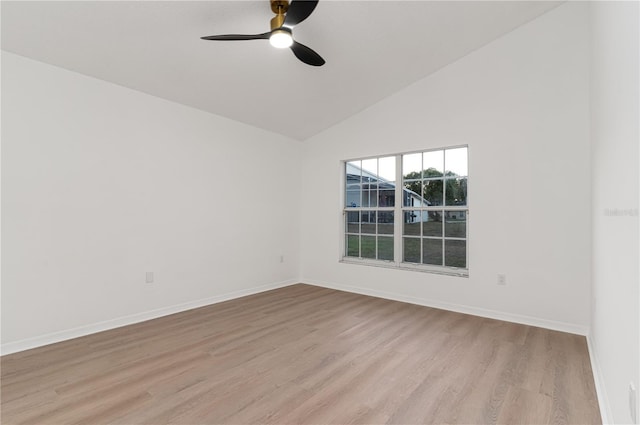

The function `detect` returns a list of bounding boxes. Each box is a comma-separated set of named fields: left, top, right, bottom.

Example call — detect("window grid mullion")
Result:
left=375, top=158, right=379, bottom=261
left=442, top=151, right=447, bottom=266
left=394, top=154, right=402, bottom=265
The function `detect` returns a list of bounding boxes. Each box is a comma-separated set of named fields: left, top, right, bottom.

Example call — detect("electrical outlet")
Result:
left=630, top=382, right=637, bottom=424
left=145, top=272, right=154, bottom=284
left=497, top=274, right=507, bottom=286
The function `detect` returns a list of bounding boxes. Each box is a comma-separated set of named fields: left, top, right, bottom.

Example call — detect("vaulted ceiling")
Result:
left=2, top=1, right=561, bottom=140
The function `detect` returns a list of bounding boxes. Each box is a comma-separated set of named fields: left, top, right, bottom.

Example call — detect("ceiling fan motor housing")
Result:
left=270, top=0, right=289, bottom=30
left=270, top=0, right=289, bottom=15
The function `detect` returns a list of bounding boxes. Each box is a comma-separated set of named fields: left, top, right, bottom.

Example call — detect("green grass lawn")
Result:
left=403, top=219, right=466, bottom=238
left=347, top=234, right=465, bottom=268
left=403, top=237, right=466, bottom=267
left=346, top=217, right=466, bottom=268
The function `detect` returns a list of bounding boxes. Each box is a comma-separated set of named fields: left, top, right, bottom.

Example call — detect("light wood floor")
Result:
left=1, top=284, right=601, bottom=424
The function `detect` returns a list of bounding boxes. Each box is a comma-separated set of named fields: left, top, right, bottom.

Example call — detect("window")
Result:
left=345, top=156, right=396, bottom=262
left=343, top=146, right=468, bottom=276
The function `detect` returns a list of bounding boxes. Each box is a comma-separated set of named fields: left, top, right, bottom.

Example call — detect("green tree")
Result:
left=402, top=168, right=466, bottom=207
left=445, top=178, right=467, bottom=206
left=403, top=168, right=444, bottom=206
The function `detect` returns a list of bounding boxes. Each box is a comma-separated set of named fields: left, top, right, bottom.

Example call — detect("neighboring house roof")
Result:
left=345, top=163, right=428, bottom=206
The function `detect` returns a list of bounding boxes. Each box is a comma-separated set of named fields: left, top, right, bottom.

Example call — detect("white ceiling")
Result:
left=2, top=1, right=561, bottom=141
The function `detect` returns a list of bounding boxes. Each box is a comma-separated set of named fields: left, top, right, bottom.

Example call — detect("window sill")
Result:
left=339, top=258, right=469, bottom=278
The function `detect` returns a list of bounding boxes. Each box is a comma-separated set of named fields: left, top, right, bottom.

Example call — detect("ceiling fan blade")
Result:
left=290, top=40, right=325, bottom=66
left=201, top=32, right=271, bottom=41
left=283, top=0, right=319, bottom=28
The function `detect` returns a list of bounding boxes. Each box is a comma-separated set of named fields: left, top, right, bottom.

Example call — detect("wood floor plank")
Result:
left=1, top=284, right=601, bottom=424
left=496, top=386, right=553, bottom=425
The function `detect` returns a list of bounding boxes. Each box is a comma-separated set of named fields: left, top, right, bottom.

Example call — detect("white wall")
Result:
left=1, top=52, right=302, bottom=354
left=589, top=1, right=639, bottom=423
left=300, top=2, right=592, bottom=333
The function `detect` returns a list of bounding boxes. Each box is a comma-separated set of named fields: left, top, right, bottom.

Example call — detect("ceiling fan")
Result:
left=201, top=0, right=325, bottom=67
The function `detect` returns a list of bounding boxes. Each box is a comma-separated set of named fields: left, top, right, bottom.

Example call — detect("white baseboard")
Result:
left=1, top=279, right=298, bottom=356
left=303, top=279, right=590, bottom=336
left=1, top=277, right=589, bottom=349
left=587, top=334, right=612, bottom=424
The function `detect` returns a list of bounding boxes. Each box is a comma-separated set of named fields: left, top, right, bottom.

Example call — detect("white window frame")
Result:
left=340, top=145, right=469, bottom=277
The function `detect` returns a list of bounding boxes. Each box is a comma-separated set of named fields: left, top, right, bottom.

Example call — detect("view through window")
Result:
left=344, top=146, right=468, bottom=274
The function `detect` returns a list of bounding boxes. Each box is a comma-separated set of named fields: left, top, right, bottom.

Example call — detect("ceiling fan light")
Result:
left=269, top=30, right=293, bottom=48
